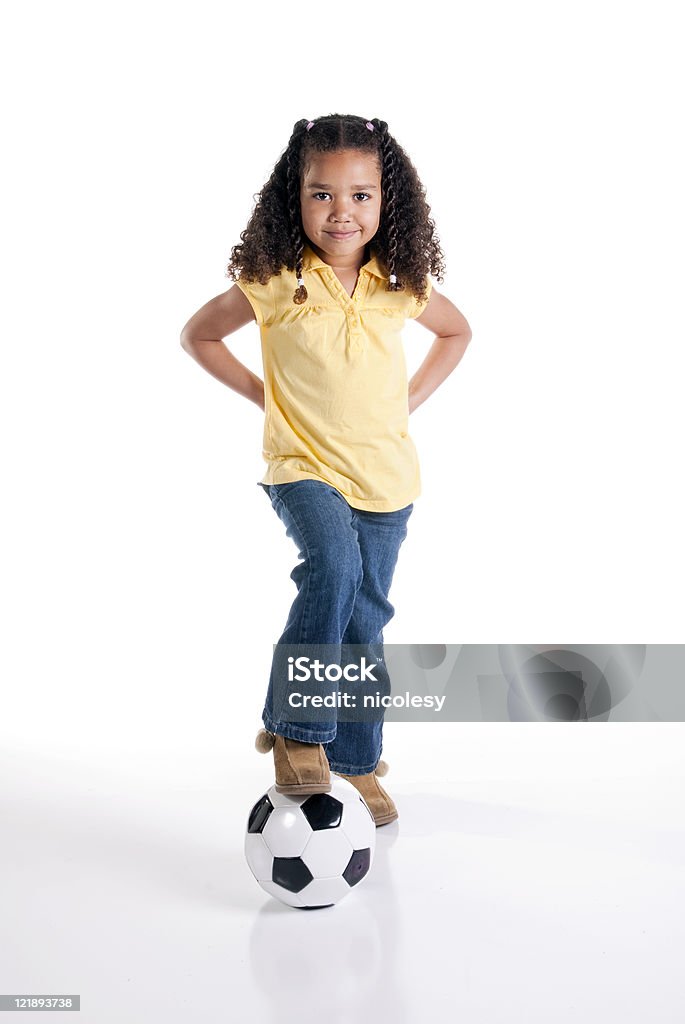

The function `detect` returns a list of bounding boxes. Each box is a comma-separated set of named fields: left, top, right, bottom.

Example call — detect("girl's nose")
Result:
left=330, top=201, right=352, bottom=221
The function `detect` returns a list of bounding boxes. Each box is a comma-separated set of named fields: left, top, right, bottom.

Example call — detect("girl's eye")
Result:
left=312, top=192, right=371, bottom=202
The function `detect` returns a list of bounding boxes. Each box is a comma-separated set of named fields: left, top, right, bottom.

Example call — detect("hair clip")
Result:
left=306, top=121, right=314, bottom=130
left=365, top=121, right=374, bottom=131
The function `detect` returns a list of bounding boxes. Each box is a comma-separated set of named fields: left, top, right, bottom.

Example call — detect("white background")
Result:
left=1, top=0, right=684, bottom=757
left=1, top=2, right=683, bottom=1021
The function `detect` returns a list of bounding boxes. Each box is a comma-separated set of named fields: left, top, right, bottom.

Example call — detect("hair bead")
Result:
left=365, top=121, right=374, bottom=131
left=306, top=121, right=314, bottom=130
left=293, top=266, right=308, bottom=304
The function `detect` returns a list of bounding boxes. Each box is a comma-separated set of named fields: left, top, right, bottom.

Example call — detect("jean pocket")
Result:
left=270, top=481, right=304, bottom=502
left=265, top=481, right=295, bottom=515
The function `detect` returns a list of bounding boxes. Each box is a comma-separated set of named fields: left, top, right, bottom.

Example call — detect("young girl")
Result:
left=180, top=113, right=471, bottom=826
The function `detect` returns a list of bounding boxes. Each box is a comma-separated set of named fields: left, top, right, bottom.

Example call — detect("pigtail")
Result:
left=372, top=119, right=403, bottom=292
left=288, top=120, right=309, bottom=304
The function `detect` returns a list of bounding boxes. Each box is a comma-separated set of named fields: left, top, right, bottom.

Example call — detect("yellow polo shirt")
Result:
left=235, top=241, right=432, bottom=512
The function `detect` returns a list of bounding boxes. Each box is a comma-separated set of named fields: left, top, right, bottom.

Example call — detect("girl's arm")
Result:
left=408, top=289, right=472, bottom=414
left=180, top=285, right=265, bottom=411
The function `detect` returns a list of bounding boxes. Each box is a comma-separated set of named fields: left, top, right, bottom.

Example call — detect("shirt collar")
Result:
left=302, top=241, right=387, bottom=280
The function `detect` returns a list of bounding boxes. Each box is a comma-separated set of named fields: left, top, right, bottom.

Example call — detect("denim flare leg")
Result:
left=260, top=479, right=413, bottom=775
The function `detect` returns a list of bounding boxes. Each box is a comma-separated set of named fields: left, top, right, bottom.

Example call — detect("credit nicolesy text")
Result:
left=287, top=655, right=378, bottom=682
left=288, top=691, right=447, bottom=712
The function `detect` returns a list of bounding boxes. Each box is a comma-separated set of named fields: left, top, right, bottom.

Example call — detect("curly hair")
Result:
left=225, top=113, right=445, bottom=306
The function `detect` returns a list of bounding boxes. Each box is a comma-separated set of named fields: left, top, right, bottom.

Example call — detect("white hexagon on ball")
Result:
left=298, top=875, right=352, bottom=907
left=302, top=828, right=354, bottom=877
left=262, top=804, right=313, bottom=858
left=340, top=795, right=376, bottom=843
left=243, top=833, right=272, bottom=882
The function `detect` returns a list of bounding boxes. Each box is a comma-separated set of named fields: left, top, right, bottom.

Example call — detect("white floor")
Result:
left=1, top=726, right=683, bottom=1023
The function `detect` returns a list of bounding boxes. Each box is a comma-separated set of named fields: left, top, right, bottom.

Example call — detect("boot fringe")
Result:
left=255, top=728, right=276, bottom=753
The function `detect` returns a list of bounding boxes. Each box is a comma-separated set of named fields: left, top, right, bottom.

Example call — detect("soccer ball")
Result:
left=245, top=776, right=376, bottom=909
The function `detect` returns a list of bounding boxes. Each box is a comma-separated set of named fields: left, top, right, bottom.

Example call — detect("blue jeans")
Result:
left=260, top=479, right=413, bottom=775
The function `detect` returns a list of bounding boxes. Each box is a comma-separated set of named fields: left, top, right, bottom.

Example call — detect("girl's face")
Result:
left=300, top=149, right=382, bottom=263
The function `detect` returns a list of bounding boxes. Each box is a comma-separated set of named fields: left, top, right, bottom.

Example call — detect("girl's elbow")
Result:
left=180, top=332, right=199, bottom=353
left=457, top=319, right=472, bottom=344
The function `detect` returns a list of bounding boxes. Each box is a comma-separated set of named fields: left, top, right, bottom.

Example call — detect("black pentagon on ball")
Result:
left=272, top=856, right=314, bottom=893
left=247, top=793, right=273, bottom=834
left=343, top=848, right=372, bottom=886
left=301, top=793, right=344, bottom=830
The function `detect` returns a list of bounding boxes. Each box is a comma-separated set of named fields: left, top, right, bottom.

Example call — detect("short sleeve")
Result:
left=235, top=275, right=275, bottom=327
left=406, top=276, right=433, bottom=319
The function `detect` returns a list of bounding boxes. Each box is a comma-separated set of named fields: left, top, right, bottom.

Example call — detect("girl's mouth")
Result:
left=326, top=231, right=359, bottom=240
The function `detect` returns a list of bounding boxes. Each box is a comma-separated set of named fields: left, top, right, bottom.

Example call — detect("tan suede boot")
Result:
left=255, top=728, right=331, bottom=795
left=335, top=760, right=398, bottom=826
